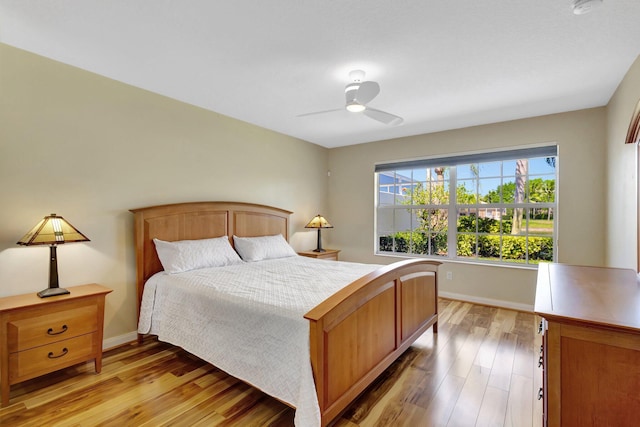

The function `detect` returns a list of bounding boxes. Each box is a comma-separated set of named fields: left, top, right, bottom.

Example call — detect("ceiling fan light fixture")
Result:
left=572, top=0, right=602, bottom=15
left=346, top=101, right=366, bottom=113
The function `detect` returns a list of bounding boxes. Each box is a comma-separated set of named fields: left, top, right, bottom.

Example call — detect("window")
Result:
left=375, top=145, right=557, bottom=266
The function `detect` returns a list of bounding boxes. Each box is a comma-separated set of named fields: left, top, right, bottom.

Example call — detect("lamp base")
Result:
left=312, top=248, right=326, bottom=253
left=37, top=287, right=70, bottom=298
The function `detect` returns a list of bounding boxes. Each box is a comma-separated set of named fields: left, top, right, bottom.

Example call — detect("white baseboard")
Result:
left=103, top=331, right=138, bottom=350
left=439, top=291, right=534, bottom=312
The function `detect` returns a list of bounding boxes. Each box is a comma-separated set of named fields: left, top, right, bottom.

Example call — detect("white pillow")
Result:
left=233, top=234, right=297, bottom=262
left=153, top=236, right=243, bottom=273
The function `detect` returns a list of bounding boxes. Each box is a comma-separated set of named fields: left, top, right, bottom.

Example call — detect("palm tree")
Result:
left=512, top=159, right=528, bottom=235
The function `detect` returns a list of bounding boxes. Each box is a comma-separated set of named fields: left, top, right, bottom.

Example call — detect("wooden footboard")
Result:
left=305, top=258, right=440, bottom=426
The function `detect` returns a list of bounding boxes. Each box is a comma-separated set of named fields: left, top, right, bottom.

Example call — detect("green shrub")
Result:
left=379, top=232, right=447, bottom=256
left=382, top=231, right=553, bottom=263
left=457, top=215, right=512, bottom=234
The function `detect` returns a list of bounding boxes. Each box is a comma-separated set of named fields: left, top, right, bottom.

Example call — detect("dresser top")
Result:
left=535, top=263, right=640, bottom=332
left=0, top=284, right=111, bottom=312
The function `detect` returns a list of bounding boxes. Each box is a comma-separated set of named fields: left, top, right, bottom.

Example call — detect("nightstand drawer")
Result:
left=315, top=252, right=339, bottom=261
left=7, top=305, right=98, bottom=352
left=298, top=249, right=340, bottom=261
left=9, top=333, right=97, bottom=383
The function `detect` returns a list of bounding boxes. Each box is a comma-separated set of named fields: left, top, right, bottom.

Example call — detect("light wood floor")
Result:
left=0, top=299, right=542, bottom=426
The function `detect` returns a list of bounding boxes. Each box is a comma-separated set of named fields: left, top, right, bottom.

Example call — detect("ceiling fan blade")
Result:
left=296, top=108, right=343, bottom=117
left=355, top=81, right=380, bottom=104
left=363, top=108, right=404, bottom=126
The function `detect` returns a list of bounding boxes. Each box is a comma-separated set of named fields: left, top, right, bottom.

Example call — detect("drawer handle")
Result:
left=538, top=345, right=544, bottom=368
left=48, top=348, right=69, bottom=359
left=537, top=320, right=543, bottom=334
left=538, top=387, right=544, bottom=400
left=47, top=325, right=68, bottom=335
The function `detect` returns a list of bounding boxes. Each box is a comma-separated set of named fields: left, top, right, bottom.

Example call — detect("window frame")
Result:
left=374, top=145, right=558, bottom=267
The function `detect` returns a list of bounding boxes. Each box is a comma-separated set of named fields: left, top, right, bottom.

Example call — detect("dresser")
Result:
left=0, top=284, right=112, bottom=406
left=534, top=263, right=640, bottom=427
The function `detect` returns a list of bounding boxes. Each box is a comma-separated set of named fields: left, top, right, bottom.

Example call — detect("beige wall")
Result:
left=328, top=108, right=607, bottom=308
left=0, top=44, right=329, bottom=344
left=606, top=55, right=640, bottom=269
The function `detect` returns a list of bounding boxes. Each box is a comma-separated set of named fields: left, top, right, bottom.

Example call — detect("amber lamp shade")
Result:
left=17, top=214, right=90, bottom=298
left=305, top=214, right=333, bottom=253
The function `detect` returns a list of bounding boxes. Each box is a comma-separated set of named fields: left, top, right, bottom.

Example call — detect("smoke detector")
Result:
left=572, top=0, right=603, bottom=15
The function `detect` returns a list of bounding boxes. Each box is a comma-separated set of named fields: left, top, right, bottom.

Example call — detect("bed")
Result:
left=131, top=201, right=440, bottom=426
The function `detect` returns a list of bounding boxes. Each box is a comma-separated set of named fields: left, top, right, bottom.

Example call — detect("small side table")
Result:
left=0, top=283, right=112, bottom=406
left=298, top=249, right=341, bottom=261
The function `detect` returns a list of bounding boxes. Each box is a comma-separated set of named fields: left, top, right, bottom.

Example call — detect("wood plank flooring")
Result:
left=0, top=299, right=542, bottom=426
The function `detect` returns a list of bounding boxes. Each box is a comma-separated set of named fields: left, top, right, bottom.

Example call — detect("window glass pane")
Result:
left=528, top=236, right=554, bottom=263
left=394, top=233, right=410, bottom=253
left=529, top=175, right=555, bottom=204
left=478, top=161, right=501, bottom=178
left=457, top=233, right=477, bottom=259
left=478, top=205, right=503, bottom=223
left=528, top=156, right=556, bottom=175
left=428, top=167, right=449, bottom=181
left=458, top=208, right=477, bottom=232
left=409, top=182, right=426, bottom=206
left=378, top=172, right=396, bottom=207
left=396, top=208, right=412, bottom=233
left=503, top=159, right=517, bottom=176
left=431, top=233, right=448, bottom=256
left=513, top=159, right=529, bottom=202
left=457, top=179, right=477, bottom=204
left=412, top=168, right=427, bottom=182
left=502, top=179, right=516, bottom=204
left=510, top=207, right=528, bottom=236
left=378, top=234, right=394, bottom=252
left=478, top=234, right=501, bottom=262
left=478, top=177, right=501, bottom=202
left=426, top=208, right=449, bottom=234
left=395, top=169, right=413, bottom=205
left=377, top=209, right=395, bottom=235
left=501, top=235, right=528, bottom=264
left=529, top=216, right=554, bottom=237
left=502, top=208, right=514, bottom=234
left=428, top=180, right=449, bottom=205
left=410, top=231, right=428, bottom=255
left=378, top=190, right=396, bottom=207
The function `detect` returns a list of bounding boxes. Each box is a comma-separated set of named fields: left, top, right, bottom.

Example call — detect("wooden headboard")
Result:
left=130, top=201, right=292, bottom=314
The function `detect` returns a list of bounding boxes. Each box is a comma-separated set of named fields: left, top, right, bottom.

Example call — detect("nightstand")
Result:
left=0, top=283, right=112, bottom=406
left=298, top=249, right=341, bottom=261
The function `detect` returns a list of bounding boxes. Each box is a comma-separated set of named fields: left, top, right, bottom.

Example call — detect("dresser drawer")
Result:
left=9, top=333, right=98, bottom=383
left=7, top=305, right=98, bottom=352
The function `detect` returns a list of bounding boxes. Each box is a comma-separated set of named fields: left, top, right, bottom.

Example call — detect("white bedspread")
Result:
left=138, top=256, right=380, bottom=427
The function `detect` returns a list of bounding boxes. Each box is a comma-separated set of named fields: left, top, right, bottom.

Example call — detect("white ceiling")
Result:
left=1, top=1, right=640, bottom=148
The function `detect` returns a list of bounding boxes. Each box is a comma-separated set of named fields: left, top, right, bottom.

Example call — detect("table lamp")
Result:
left=305, top=214, right=333, bottom=252
left=17, top=214, right=90, bottom=298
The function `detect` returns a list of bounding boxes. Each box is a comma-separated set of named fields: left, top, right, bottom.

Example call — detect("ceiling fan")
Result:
left=298, top=70, right=403, bottom=126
